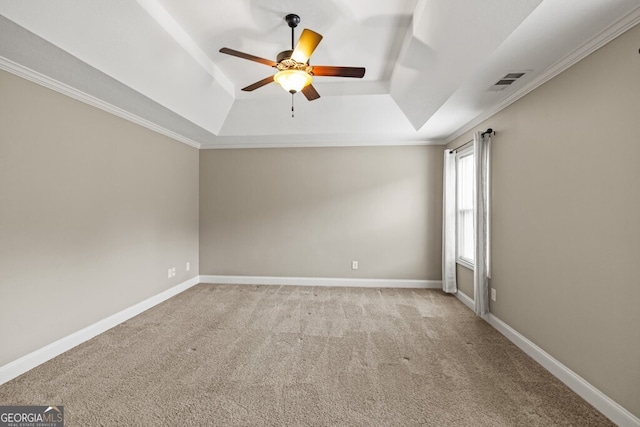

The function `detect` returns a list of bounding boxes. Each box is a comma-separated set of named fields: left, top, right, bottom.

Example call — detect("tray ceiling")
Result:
left=1, top=0, right=639, bottom=148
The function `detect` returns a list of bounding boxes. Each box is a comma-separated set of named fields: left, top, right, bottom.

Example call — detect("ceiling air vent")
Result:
left=489, top=71, right=528, bottom=91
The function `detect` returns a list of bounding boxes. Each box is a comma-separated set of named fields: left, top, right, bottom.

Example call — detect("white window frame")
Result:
left=456, top=146, right=475, bottom=270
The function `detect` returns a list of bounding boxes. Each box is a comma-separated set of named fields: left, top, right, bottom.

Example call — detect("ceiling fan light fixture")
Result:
left=219, top=13, right=365, bottom=103
left=274, top=69, right=313, bottom=93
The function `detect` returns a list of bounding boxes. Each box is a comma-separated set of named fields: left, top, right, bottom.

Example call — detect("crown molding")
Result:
left=199, top=138, right=447, bottom=150
left=0, top=55, right=444, bottom=150
left=0, top=56, right=202, bottom=149
left=445, top=6, right=640, bottom=145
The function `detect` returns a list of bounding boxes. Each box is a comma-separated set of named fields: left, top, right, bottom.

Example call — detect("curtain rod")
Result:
left=449, top=128, right=495, bottom=153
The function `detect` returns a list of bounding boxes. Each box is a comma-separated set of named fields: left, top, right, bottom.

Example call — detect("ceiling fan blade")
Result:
left=242, top=76, right=275, bottom=91
left=312, top=66, right=366, bottom=78
left=301, top=84, right=320, bottom=101
left=291, top=29, right=323, bottom=63
left=219, top=48, right=277, bottom=67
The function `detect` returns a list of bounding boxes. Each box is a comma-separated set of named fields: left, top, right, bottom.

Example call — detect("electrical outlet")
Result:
left=491, top=288, right=497, bottom=302
left=168, top=268, right=172, bottom=279
left=352, top=261, right=358, bottom=270
left=186, top=262, right=190, bottom=272
left=171, top=267, right=176, bottom=277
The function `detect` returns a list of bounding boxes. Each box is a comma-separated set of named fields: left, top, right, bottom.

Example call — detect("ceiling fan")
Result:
left=219, top=13, right=366, bottom=102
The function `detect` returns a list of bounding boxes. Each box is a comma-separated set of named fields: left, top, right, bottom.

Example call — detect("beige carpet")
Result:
left=0, top=284, right=613, bottom=426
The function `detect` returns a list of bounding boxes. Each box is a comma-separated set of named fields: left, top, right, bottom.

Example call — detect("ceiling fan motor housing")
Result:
left=276, top=50, right=294, bottom=63
left=276, top=50, right=313, bottom=74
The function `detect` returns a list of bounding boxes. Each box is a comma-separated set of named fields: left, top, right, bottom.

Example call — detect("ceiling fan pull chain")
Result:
left=291, top=93, right=295, bottom=118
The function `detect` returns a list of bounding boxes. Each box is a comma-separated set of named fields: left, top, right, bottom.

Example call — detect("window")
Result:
left=456, top=148, right=474, bottom=268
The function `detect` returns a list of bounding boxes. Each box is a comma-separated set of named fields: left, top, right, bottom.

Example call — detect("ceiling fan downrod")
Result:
left=286, top=13, right=300, bottom=117
left=285, top=14, right=300, bottom=50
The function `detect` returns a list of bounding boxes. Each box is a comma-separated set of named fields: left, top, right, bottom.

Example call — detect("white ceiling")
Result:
left=1, top=0, right=639, bottom=148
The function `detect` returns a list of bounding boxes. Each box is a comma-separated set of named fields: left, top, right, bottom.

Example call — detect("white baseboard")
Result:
left=0, top=276, right=200, bottom=386
left=483, top=313, right=640, bottom=427
left=200, top=275, right=442, bottom=289
left=455, top=289, right=475, bottom=310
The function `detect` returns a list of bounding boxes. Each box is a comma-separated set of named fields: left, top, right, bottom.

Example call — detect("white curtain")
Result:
left=442, top=149, right=457, bottom=293
left=473, top=131, right=491, bottom=315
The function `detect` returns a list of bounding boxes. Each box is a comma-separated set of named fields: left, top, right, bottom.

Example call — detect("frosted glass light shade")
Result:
left=274, top=70, right=312, bottom=93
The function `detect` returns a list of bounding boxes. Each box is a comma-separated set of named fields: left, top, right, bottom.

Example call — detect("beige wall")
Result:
left=447, top=23, right=640, bottom=417
left=200, top=146, right=442, bottom=280
left=0, top=70, right=200, bottom=366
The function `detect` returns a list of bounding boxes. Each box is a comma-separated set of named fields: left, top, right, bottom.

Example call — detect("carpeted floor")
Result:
left=0, top=284, right=613, bottom=426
